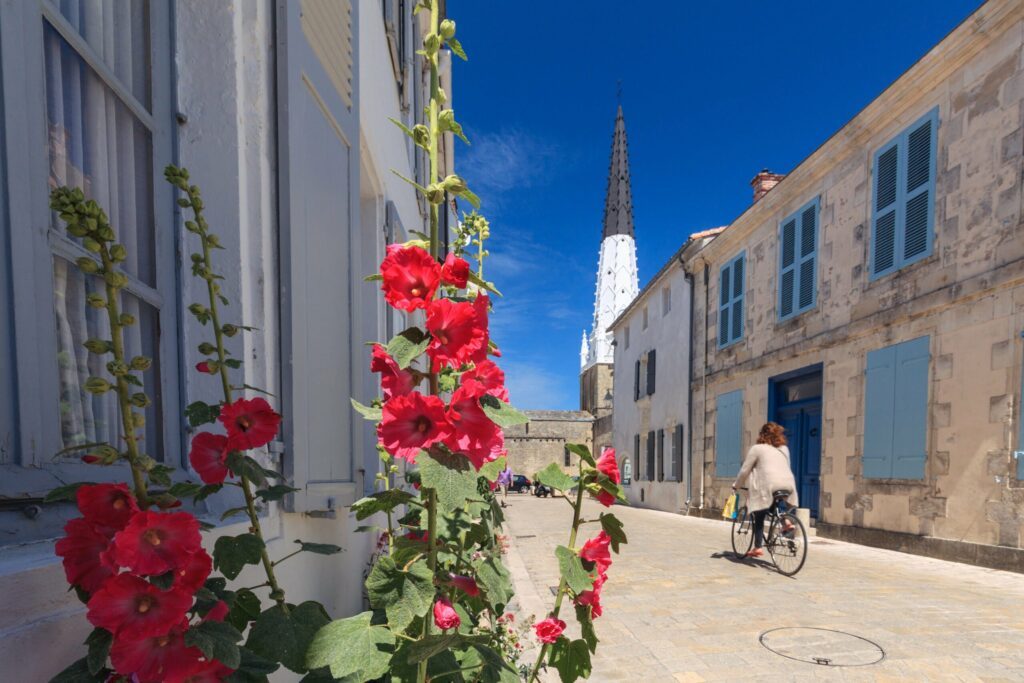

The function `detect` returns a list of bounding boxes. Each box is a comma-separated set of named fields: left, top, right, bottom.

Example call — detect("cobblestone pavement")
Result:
left=501, top=494, right=1024, bottom=682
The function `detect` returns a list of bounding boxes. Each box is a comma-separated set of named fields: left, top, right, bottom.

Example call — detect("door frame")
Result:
left=767, top=363, right=823, bottom=516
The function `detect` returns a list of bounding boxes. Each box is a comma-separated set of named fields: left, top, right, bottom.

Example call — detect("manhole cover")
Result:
left=760, top=627, right=885, bottom=667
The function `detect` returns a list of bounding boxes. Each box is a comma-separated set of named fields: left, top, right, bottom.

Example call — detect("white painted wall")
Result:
left=611, top=259, right=692, bottom=513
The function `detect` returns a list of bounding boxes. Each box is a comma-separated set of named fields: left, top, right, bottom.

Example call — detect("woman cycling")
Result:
left=732, top=422, right=798, bottom=558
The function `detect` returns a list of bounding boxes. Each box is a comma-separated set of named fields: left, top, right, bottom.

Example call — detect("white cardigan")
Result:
left=733, top=444, right=799, bottom=513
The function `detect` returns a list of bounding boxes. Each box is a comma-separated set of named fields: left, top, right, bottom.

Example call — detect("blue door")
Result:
left=771, top=369, right=823, bottom=517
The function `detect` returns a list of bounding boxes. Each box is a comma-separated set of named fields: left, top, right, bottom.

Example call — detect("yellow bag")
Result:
left=722, top=492, right=738, bottom=520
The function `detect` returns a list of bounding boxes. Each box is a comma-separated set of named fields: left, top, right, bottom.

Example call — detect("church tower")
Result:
left=580, top=106, right=639, bottom=448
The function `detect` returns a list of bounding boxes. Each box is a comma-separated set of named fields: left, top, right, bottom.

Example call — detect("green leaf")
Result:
left=195, top=483, right=223, bottom=502
left=447, top=37, right=467, bottom=60
left=365, top=557, right=435, bottom=633
left=536, top=462, right=576, bottom=492
left=148, top=464, right=174, bottom=487
left=225, top=646, right=280, bottom=683
left=49, top=657, right=107, bottom=682
left=461, top=643, right=520, bottom=683
left=351, top=489, right=416, bottom=521
left=565, top=443, right=596, bottom=467
left=256, top=484, right=300, bottom=502
left=185, top=400, right=221, bottom=427
left=549, top=637, right=592, bottom=683
left=599, top=512, right=628, bottom=553
left=555, top=546, right=593, bottom=595
left=224, top=358, right=243, bottom=369
left=168, top=481, right=203, bottom=499
left=351, top=398, right=382, bottom=422
left=388, top=116, right=416, bottom=138
left=477, top=455, right=507, bottom=482
left=226, top=451, right=268, bottom=488
left=149, top=570, right=176, bottom=590
left=406, top=634, right=465, bottom=664
left=213, top=533, right=265, bottom=580
left=364, top=273, right=384, bottom=282
left=295, top=539, right=344, bottom=555
left=472, top=555, right=513, bottom=607
left=221, top=506, right=250, bottom=522
left=575, top=604, right=599, bottom=654
left=479, top=395, right=528, bottom=427
left=391, top=169, right=428, bottom=194
left=456, top=186, right=481, bottom=209
left=466, top=271, right=502, bottom=297
left=246, top=601, right=330, bottom=674
left=386, top=327, right=431, bottom=369
left=44, top=481, right=91, bottom=503
left=85, top=628, right=112, bottom=675
left=184, top=620, right=243, bottom=670
left=228, top=588, right=263, bottom=632
left=419, top=451, right=479, bottom=511
left=307, top=611, right=396, bottom=680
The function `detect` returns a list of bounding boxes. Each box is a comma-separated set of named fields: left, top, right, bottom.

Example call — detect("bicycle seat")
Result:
left=772, top=489, right=792, bottom=499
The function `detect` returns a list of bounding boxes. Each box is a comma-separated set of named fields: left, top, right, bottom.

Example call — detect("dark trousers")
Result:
left=752, top=509, right=769, bottom=548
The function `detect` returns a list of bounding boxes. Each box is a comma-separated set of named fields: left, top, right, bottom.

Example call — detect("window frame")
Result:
left=777, top=196, right=819, bottom=322
left=718, top=252, right=745, bottom=348
left=662, top=285, right=671, bottom=315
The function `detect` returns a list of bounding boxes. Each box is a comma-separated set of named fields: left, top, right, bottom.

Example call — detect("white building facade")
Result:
left=0, top=1, right=447, bottom=679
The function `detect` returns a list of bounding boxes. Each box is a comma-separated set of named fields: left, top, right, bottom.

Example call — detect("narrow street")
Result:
left=502, top=494, right=1024, bottom=682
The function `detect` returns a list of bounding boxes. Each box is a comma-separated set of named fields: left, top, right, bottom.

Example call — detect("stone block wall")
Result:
left=504, top=411, right=594, bottom=480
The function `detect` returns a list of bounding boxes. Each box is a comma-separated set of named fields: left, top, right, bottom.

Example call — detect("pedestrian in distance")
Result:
left=732, top=422, right=798, bottom=559
left=497, top=465, right=513, bottom=508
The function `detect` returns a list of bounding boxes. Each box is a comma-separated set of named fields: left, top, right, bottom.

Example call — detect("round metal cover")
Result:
left=759, top=627, right=885, bottom=667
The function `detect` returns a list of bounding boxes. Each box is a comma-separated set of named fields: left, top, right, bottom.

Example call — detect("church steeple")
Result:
left=581, top=106, right=640, bottom=370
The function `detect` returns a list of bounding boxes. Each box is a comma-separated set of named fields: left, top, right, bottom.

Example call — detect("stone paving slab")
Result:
left=500, top=494, right=1024, bottom=682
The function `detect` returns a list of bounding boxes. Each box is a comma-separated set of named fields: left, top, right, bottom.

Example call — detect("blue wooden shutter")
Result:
left=798, top=200, right=818, bottom=310
left=871, top=142, right=899, bottom=277
left=863, top=345, right=896, bottom=477
left=779, top=217, right=797, bottom=319
left=902, top=112, right=936, bottom=265
left=718, top=262, right=731, bottom=346
left=891, top=336, right=930, bottom=479
left=731, top=255, right=744, bottom=341
left=715, top=390, right=743, bottom=477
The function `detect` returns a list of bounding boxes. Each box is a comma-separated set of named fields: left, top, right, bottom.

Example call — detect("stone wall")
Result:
left=504, top=411, right=594, bottom=479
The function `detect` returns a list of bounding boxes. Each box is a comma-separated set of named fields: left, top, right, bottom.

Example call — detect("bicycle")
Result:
left=729, top=487, right=808, bottom=576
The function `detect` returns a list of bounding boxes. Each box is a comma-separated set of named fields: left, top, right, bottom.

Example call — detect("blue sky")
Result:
left=450, top=0, right=982, bottom=410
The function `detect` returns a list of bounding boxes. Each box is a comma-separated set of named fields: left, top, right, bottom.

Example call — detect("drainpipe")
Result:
left=682, top=255, right=695, bottom=511
left=699, top=260, right=710, bottom=511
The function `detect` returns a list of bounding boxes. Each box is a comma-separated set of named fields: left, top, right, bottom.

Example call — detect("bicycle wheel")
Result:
left=767, top=512, right=807, bottom=576
left=730, top=506, right=753, bottom=557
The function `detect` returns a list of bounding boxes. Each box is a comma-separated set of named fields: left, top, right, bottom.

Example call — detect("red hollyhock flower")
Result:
left=189, top=432, right=230, bottom=485
left=371, top=344, right=418, bottom=399
left=55, top=517, right=117, bottom=593
left=195, top=361, right=215, bottom=374
left=112, top=511, right=202, bottom=575
left=181, top=661, right=235, bottom=683
left=77, top=483, right=139, bottom=531
left=574, top=571, right=606, bottom=618
left=534, top=617, right=566, bottom=644
left=109, top=624, right=205, bottom=683
left=379, top=392, right=453, bottom=461
left=445, top=380, right=503, bottom=470
left=204, top=600, right=230, bottom=623
left=461, top=360, right=509, bottom=402
left=433, top=595, right=461, bottom=630
left=219, top=397, right=281, bottom=451
left=596, top=447, right=621, bottom=484
left=425, top=298, right=487, bottom=372
left=440, top=253, right=470, bottom=288
left=174, top=549, right=213, bottom=593
left=579, top=531, right=612, bottom=574
left=87, top=574, right=193, bottom=638
left=380, top=244, right=441, bottom=312
left=448, top=573, right=480, bottom=597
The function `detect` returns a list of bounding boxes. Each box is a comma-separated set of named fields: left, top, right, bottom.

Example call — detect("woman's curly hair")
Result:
left=757, top=422, right=787, bottom=447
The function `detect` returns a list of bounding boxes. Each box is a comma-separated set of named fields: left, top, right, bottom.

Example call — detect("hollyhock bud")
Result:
left=412, top=124, right=430, bottom=148
left=196, top=361, right=216, bottom=374
left=448, top=573, right=480, bottom=597
left=440, top=253, right=470, bottom=288
left=55, top=518, right=117, bottom=593
left=129, top=355, right=152, bottom=371
left=534, top=617, right=566, bottom=644
left=106, top=360, right=129, bottom=377
left=197, top=342, right=216, bottom=355
left=86, top=293, right=106, bottom=308
left=84, top=377, right=111, bottom=394
left=440, top=19, right=456, bottom=39
left=81, top=454, right=101, bottom=465
left=76, top=256, right=100, bottom=274
left=189, top=432, right=231, bottom=485
left=222, top=323, right=240, bottom=337
left=109, top=243, right=127, bottom=262
left=441, top=174, right=467, bottom=194
left=423, top=32, right=440, bottom=54
left=379, top=392, right=453, bottom=462
left=83, top=338, right=112, bottom=354
left=379, top=245, right=441, bottom=312
left=433, top=596, right=460, bottom=630
left=77, top=483, right=139, bottom=531
left=219, top=397, right=281, bottom=451
left=425, top=298, right=487, bottom=372
left=119, top=312, right=135, bottom=326
left=87, top=573, right=193, bottom=638
left=111, top=510, right=202, bottom=575
left=425, top=183, right=446, bottom=204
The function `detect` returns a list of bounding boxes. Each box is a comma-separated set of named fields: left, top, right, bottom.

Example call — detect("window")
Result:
left=646, top=349, right=656, bottom=396
left=383, top=0, right=409, bottom=96
left=646, top=431, right=656, bottom=482
left=633, top=359, right=641, bottom=401
left=624, top=325, right=630, bottom=350
left=718, top=252, right=745, bottom=347
left=662, top=286, right=671, bottom=315
left=642, top=305, right=648, bottom=329
left=870, top=108, right=938, bottom=279
left=564, top=446, right=570, bottom=467
left=863, top=336, right=930, bottom=479
left=633, top=433, right=640, bottom=482
left=715, top=390, right=743, bottom=477
left=779, top=197, right=819, bottom=320
left=671, top=423, right=684, bottom=481
left=656, top=429, right=665, bottom=481
left=0, top=3, right=179, bottom=543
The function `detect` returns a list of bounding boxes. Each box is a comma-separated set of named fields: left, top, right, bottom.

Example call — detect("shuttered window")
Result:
left=646, top=431, right=656, bottom=482
left=778, top=197, right=819, bottom=320
left=863, top=336, right=930, bottom=479
left=671, top=423, right=684, bottom=481
left=634, top=433, right=640, bottom=481
left=633, top=359, right=641, bottom=401
left=656, top=429, right=665, bottom=481
left=718, top=252, right=745, bottom=348
left=870, top=108, right=938, bottom=279
left=715, top=390, right=744, bottom=477
left=646, top=349, right=656, bottom=396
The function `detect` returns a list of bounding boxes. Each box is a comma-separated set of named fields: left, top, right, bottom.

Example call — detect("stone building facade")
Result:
left=686, top=0, right=1024, bottom=570
left=504, top=411, right=595, bottom=479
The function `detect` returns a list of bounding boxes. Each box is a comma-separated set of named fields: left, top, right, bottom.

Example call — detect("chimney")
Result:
left=751, top=169, right=785, bottom=203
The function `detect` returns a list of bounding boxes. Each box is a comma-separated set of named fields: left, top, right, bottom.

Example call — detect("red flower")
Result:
left=55, top=517, right=117, bottom=593
left=181, top=661, right=235, bottom=683
left=379, top=392, right=453, bottom=461
left=425, top=298, right=487, bottom=372
left=189, top=432, right=230, bottom=484
left=534, top=617, right=566, bottom=644
left=579, top=531, right=612, bottom=574
left=445, top=380, right=503, bottom=470
left=574, top=571, right=606, bottom=619
left=380, top=245, right=441, bottom=312
left=596, top=447, right=621, bottom=484
left=87, top=574, right=193, bottom=638
left=175, top=549, right=213, bottom=593
left=77, top=483, right=139, bottom=531
left=461, top=360, right=509, bottom=402
left=595, top=489, right=616, bottom=507
left=195, top=361, right=215, bottom=374
left=219, top=397, right=281, bottom=451
left=109, top=624, right=205, bottom=683
left=433, top=595, right=461, bottom=630
left=204, top=600, right=230, bottom=623
left=440, top=253, right=470, bottom=288
left=470, top=294, right=492, bottom=364
left=371, top=344, right=418, bottom=399
left=448, top=573, right=480, bottom=597
left=112, top=511, right=202, bottom=575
